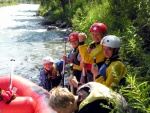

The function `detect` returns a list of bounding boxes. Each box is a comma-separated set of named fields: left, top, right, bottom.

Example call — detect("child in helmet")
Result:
left=91, top=35, right=127, bottom=90
left=48, top=82, right=128, bottom=113
left=39, top=56, right=61, bottom=91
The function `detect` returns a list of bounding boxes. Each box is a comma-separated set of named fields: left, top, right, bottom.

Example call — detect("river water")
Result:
left=0, top=4, right=70, bottom=84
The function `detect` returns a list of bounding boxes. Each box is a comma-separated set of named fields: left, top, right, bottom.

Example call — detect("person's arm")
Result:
left=78, top=44, right=105, bottom=64
left=39, top=67, right=46, bottom=88
left=62, top=49, right=73, bottom=64
left=62, top=55, right=70, bottom=63
left=68, top=76, right=84, bottom=88
left=91, top=64, right=99, bottom=78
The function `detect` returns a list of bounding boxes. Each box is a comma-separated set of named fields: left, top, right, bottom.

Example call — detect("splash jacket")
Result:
left=78, top=41, right=105, bottom=68
left=39, top=67, right=61, bottom=91
left=95, top=57, right=127, bottom=89
left=78, top=41, right=105, bottom=82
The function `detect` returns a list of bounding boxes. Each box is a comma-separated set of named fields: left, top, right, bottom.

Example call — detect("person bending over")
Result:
left=48, top=82, right=128, bottom=113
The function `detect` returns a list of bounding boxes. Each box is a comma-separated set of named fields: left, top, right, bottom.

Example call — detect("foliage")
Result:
left=120, top=25, right=144, bottom=66
left=0, top=0, right=18, bottom=6
left=135, top=0, right=150, bottom=51
left=66, top=0, right=87, bottom=20
left=50, top=8, right=64, bottom=22
left=120, top=75, right=150, bottom=113
left=0, top=0, right=39, bottom=6
left=38, top=0, right=60, bottom=16
left=72, top=1, right=110, bottom=43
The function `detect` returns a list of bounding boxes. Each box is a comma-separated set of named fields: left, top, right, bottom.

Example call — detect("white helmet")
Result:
left=100, top=35, right=121, bottom=48
left=42, top=56, right=54, bottom=64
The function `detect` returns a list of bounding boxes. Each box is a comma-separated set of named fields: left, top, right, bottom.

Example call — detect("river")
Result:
left=0, top=4, right=70, bottom=84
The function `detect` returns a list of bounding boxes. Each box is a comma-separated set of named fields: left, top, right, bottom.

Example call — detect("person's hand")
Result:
left=68, top=76, right=78, bottom=88
left=62, top=55, right=69, bottom=63
left=80, top=61, right=86, bottom=69
left=91, top=64, right=99, bottom=77
left=68, top=77, right=74, bottom=86
left=78, top=33, right=87, bottom=42
left=1, top=88, right=16, bottom=104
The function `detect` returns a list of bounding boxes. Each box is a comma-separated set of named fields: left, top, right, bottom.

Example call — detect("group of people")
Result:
left=39, top=22, right=128, bottom=113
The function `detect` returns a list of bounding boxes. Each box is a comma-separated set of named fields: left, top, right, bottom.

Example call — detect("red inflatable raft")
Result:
left=0, top=75, right=53, bottom=113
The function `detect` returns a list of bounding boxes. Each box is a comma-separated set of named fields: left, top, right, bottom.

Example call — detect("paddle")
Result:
left=82, top=65, right=86, bottom=83
left=82, top=67, right=86, bottom=76
left=52, top=37, right=68, bottom=87
left=9, top=59, right=15, bottom=89
left=69, top=63, right=74, bottom=93
left=93, top=57, right=96, bottom=81
left=0, top=59, right=17, bottom=104
left=62, top=37, right=68, bottom=87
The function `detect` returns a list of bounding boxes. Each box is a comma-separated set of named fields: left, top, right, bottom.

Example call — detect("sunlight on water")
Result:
left=0, top=4, right=71, bottom=84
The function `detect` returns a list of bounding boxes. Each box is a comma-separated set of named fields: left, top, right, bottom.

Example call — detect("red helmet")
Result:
left=89, top=23, right=107, bottom=33
left=68, top=32, right=78, bottom=41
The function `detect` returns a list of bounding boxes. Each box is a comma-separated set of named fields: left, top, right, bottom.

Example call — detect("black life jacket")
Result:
left=69, top=48, right=81, bottom=65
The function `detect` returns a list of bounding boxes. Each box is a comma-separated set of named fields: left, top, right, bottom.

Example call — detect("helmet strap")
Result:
left=112, top=48, right=119, bottom=58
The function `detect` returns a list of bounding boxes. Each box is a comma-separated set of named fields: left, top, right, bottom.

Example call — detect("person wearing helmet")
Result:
left=39, top=56, right=61, bottom=91
left=62, top=32, right=83, bottom=93
left=68, top=23, right=107, bottom=88
left=48, top=82, right=128, bottom=113
left=91, top=35, right=127, bottom=90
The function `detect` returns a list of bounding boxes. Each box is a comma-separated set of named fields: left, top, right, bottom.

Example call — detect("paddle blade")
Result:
left=52, top=37, right=68, bottom=42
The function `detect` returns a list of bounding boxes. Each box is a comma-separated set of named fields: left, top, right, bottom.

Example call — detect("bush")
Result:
left=120, top=75, right=150, bottom=113
left=72, top=1, right=110, bottom=43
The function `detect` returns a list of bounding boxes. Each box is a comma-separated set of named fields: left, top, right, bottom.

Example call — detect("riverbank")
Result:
left=39, top=14, right=73, bottom=36
left=0, top=3, right=18, bottom=7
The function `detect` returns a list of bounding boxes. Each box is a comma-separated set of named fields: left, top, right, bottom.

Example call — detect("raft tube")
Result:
left=0, top=75, right=54, bottom=113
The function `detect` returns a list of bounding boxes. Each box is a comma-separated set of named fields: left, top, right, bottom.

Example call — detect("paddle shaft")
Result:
left=93, top=57, right=96, bottom=81
left=10, top=59, right=15, bottom=89
left=70, top=72, right=74, bottom=93
left=70, top=64, right=74, bottom=93
left=53, top=37, right=68, bottom=87
left=62, top=40, right=67, bottom=87
left=82, top=68, right=86, bottom=76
